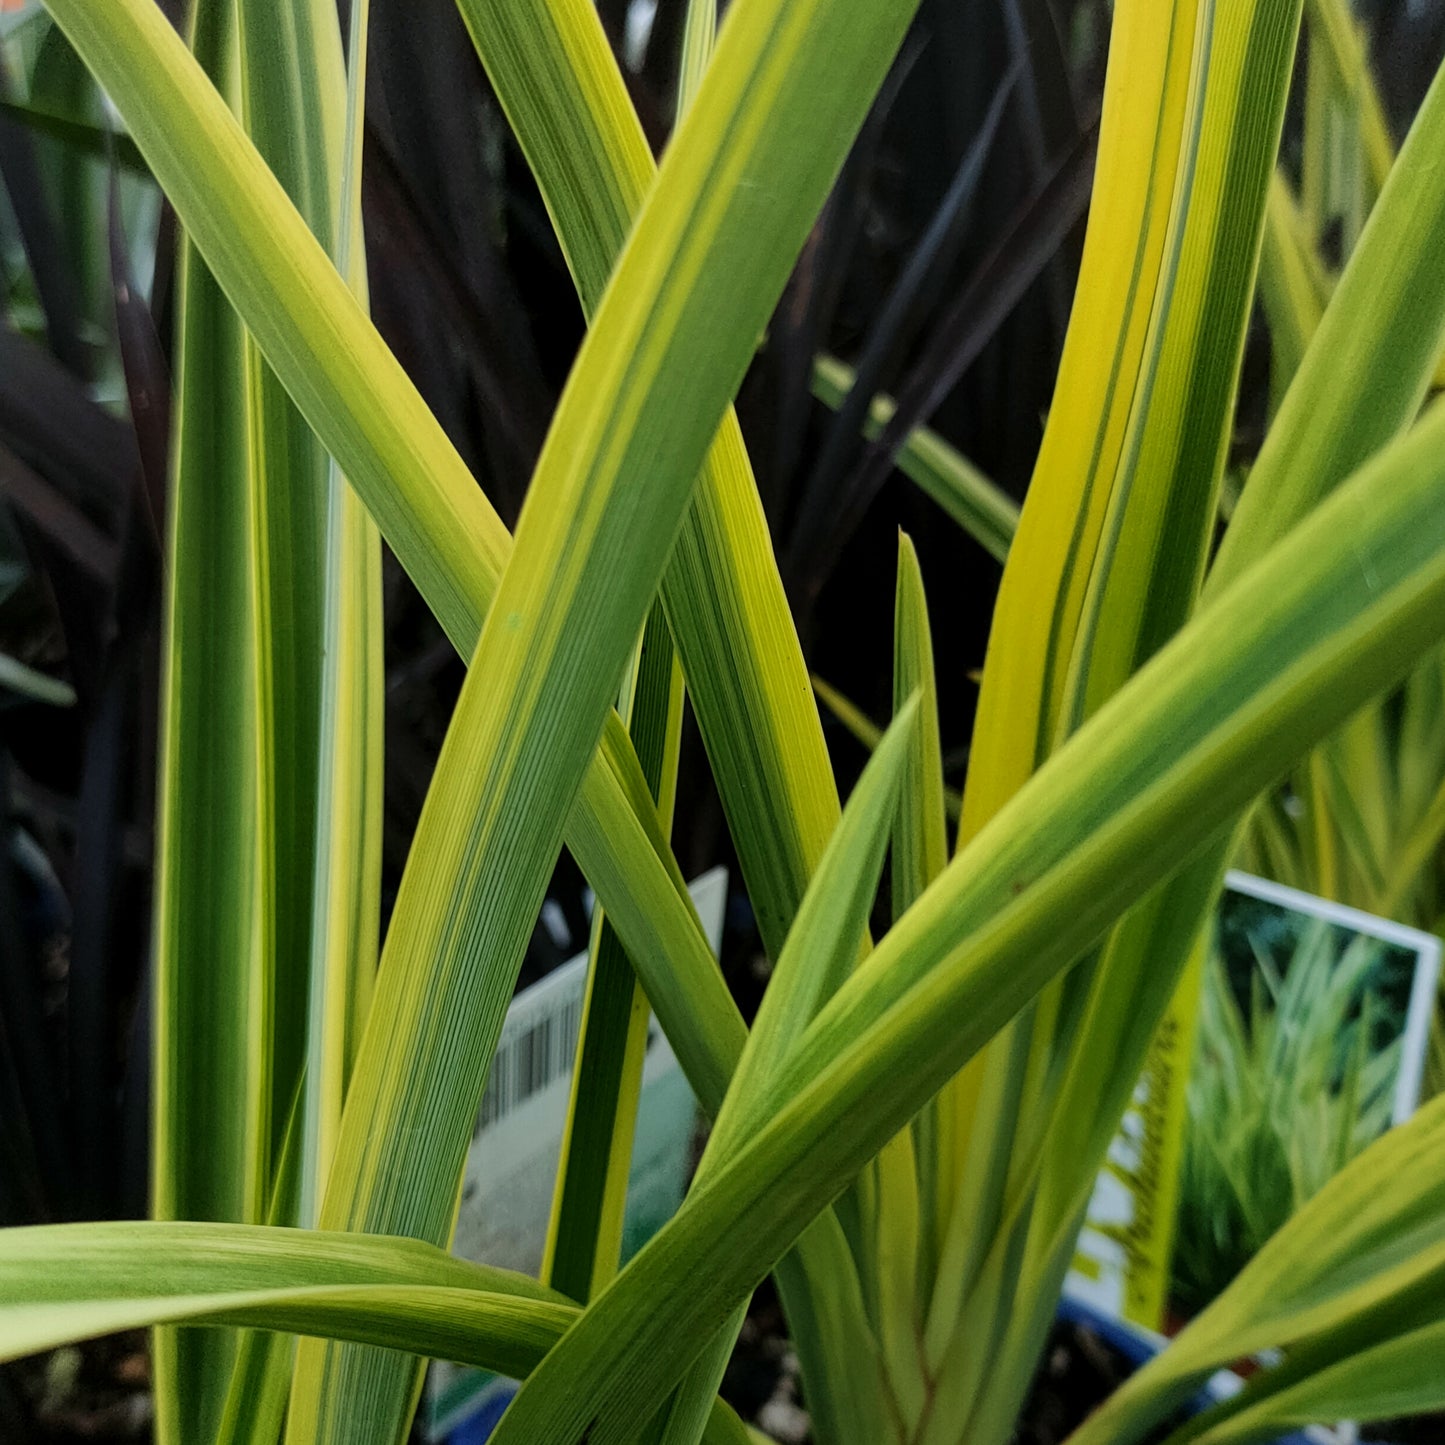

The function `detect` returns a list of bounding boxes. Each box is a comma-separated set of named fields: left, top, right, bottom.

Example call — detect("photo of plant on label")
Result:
left=1069, top=873, right=1440, bottom=1339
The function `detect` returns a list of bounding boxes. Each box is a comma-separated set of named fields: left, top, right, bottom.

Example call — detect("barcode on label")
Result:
left=478, top=985, right=586, bottom=1132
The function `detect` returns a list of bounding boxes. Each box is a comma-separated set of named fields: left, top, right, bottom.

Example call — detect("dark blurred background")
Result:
left=0, top=0, right=1442, bottom=1434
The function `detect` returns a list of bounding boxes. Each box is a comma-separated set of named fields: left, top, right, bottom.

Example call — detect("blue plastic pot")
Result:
left=1057, top=1297, right=1323, bottom=1445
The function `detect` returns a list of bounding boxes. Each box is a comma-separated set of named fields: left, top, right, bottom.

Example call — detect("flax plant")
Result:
left=1172, top=920, right=1404, bottom=1316
left=3, top=0, right=1445, bottom=1443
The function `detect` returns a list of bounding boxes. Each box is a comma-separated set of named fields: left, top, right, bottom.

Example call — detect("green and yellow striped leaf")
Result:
left=278, top=0, right=925, bottom=1432
left=150, top=4, right=260, bottom=1434
left=0, top=1222, right=758, bottom=1445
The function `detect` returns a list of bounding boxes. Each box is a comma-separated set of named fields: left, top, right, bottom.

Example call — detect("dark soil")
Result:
left=1011, top=1319, right=1146, bottom=1445
left=1361, top=1417, right=1445, bottom=1444
left=718, top=1307, right=1155, bottom=1445
left=719, top=1280, right=811, bottom=1444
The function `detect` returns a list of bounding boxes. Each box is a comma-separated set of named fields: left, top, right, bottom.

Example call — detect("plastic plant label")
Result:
left=422, top=868, right=729, bottom=1441
left=1067, top=871, right=1442, bottom=1337
left=1068, top=932, right=1207, bottom=1333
